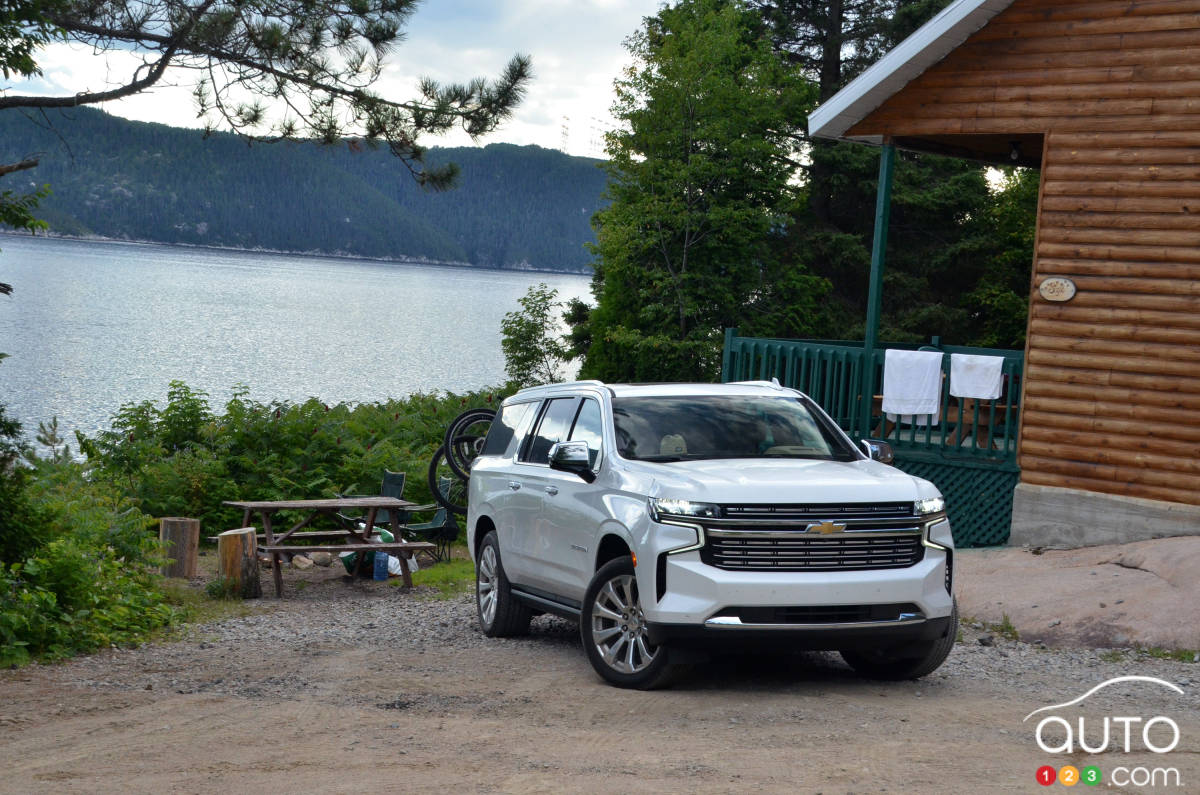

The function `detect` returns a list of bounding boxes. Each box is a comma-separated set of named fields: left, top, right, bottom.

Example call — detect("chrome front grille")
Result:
left=696, top=503, right=926, bottom=572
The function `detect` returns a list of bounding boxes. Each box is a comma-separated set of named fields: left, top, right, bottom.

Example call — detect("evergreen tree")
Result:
left=577, top=0, right=829, bottom=382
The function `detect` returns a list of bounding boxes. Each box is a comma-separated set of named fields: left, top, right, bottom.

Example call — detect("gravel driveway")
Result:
left=1, top=568, right=1196, bottom=793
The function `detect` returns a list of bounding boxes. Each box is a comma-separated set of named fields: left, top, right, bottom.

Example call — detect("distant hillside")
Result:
left=0, top=108, right=607, bottom=271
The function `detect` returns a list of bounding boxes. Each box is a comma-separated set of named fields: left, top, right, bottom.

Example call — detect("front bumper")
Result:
left=647, top=613, right=955, bottom=652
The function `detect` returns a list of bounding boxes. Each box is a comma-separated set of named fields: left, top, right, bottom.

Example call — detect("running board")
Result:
left=511, top=588, right=581, bottom=621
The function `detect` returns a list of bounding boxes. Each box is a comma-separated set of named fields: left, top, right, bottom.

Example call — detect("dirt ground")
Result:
left=1, top=547, right=1198, bottom=794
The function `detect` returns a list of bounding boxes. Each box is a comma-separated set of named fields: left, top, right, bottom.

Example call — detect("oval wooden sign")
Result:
left=1039, top=277, right=1076, bottom=302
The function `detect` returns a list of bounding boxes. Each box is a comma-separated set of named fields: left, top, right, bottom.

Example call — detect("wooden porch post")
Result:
left=859, top=139, right=895, bottom=437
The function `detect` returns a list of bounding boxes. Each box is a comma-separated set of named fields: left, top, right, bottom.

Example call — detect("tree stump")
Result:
left=159, top=517, right=200, bottom=578
left=217, top=527, right=262, bottom=599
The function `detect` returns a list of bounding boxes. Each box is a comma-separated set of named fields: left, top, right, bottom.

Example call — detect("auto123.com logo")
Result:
left=1025, top=676, right=1185, bottom=788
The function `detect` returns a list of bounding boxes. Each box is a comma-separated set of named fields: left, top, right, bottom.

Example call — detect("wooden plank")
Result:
left=1021, top=409, right=1200, bottom=444
left=1028, top=317, right=1200, bottom=347
left=1039, top=226, right=1200, bottom=248
left=1049, top=147, right=1200, bottom=165
left=1020, top=469, right=1198, bottom=506
left=913, top=65, right=1137, bottom=89
left=1021, top=439, right=1200, bottom=476
left=899, top=81, right=1200, bottom=106
left=854, top=115, right=1200, bottom=137
left=1040, top=210, right=1200, bottom=231
left=1028, top=343, right=1200, bottom=378
left=1040, top=196, right=1200, bottom=214
left=1018, top=450, right=1200, bottom=489
left=998, top=1, right=1200, bottom=27
left=1044, top=164, right=1200, bottom=181
left=1034, top=273, right=1200, bottom=296
left=867, top=98, right=1155, bottom=123
left=976, top=12, right=1200, bottom=42
left=1038, top=242, right=1200, bottom=266
left=1051, top=129, right=1200, bottom=148
left=1023, top=381, right=1200, bottom=415
left=1022, top=393, right=1200, bottom=426
left=1030, top=302, right=1200, bottom=330
left=1017, top=453, right=1200, bottom=492
left=1034, top=258, right=1200, bottom=280
left=1023, top=425, right=1200, bottom=459
left=1043, top=181, right=1200, bottom=199
left=1025, top=361, right=1200, bottom=396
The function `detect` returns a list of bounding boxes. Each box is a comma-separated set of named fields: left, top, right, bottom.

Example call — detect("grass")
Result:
left=990, top=614, right=1019, bottom=641
left=158, top=579, right=256, bottom=630
left=398, top=557, right=476, bottom=599
left=1099, top=647, right=1197, bottom=664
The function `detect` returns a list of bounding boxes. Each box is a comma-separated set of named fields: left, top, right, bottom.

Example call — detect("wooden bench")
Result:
left=258, top=542, right=435, bottom=595
left=207, top=530, right=353, bottom=543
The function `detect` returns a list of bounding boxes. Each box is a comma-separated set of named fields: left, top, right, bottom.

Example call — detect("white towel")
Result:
left=881, top=349, right=942, bottom=418
left=950, top=353, right=1004, bottom=400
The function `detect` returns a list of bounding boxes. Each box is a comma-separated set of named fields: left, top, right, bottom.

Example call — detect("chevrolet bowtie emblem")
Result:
left=805, top=521, right=846, bottom=535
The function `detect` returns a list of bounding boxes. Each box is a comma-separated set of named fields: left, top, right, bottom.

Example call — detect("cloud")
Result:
left=1, top=0, right=661, bottom=157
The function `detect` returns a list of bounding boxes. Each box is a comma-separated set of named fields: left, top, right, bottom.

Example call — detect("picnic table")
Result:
left=223, top=497, right=435, bottom=596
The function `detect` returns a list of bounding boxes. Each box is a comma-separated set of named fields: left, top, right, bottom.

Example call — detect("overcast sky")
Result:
left=9, top=0, right=665, bottom=158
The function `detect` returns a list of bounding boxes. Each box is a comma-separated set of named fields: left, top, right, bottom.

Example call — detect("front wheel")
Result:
left=581, top=556, right=679, bottom=689
left=840, top=601, right=958, bottom=680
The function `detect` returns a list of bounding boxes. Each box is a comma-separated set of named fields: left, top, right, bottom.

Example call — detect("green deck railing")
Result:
left=721, top=328, right=1024, bottom=546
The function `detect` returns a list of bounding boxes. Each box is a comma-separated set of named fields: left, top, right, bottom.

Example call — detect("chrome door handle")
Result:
left=508, top=481, right=521, bottom=491
left=545, top=486, right=559, bottom=496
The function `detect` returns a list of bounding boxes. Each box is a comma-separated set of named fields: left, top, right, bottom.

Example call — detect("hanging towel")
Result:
left=881, top=349, right=943, bottom=420
left=950, top=353, right=1004, bottom=400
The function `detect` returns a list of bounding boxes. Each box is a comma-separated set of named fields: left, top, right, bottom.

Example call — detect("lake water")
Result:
left=0, top=235, right=592, bottom=441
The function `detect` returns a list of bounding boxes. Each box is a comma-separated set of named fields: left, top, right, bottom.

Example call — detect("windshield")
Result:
left=612, top=395, right=858, bottom=462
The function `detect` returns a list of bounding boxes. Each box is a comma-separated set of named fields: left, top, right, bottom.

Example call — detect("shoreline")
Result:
left=0, top=230, right=593, bottom=277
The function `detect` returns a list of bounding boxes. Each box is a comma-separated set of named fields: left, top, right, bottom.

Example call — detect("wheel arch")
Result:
left=594, top=532, right=632, bottom=572
left=473, top=514, right=496, bottom=559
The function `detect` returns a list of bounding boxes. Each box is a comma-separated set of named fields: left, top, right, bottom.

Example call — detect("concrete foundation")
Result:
left=1010, top=483, right=1200, bottom=548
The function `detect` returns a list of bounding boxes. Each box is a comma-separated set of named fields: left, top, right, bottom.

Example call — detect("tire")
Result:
left=840, top=601, right=959, bottom=680
left=475, top=531, right=531, bottom=637
left=580, top=556, right=679, bottom=689
left=443, top=408, right=495, bottom=480
left=427, top=444, right=468, bottom=515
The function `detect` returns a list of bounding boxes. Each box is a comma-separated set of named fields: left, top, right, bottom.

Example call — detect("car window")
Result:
left=569, top=398, right=604, bottom=469
left=521, top=397, right=580, bottom=464
left=480, top=401, right=537, bottom=459
left=612, top=395, right=856, bottom=462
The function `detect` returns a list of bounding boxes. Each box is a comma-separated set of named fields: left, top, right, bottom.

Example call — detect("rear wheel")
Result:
left=475, top=531, right=531, bottom=637
left=840, top=601, right=959, bottom=680
left=581, top=556, right=679, bottom=689
left=443, top=408, right=495, bottom=480
left=427, top=444, right=468, bottom=515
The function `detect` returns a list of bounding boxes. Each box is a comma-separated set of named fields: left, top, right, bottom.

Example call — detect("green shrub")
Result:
left=77, top=382, right=513, bottom=532
left=0, top=459, right=176, bottom=666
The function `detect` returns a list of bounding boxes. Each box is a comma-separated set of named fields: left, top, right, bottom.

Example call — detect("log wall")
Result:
left=848, top=0, right=1200, bottom=506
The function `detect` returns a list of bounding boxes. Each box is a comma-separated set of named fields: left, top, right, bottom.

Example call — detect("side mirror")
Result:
left=860, top=439, right=895, bottom=465
left=548, top=440, right=596, bottom=482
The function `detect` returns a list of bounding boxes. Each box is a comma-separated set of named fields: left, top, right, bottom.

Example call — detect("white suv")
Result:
left=467, top=381, right=957, bottom=689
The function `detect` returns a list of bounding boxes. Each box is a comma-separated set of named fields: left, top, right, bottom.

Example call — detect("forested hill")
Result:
left=0, top=108, right=607, bottom=271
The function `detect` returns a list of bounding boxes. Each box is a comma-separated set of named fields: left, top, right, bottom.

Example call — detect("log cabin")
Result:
left=807, top=0, right=1200, bottom=546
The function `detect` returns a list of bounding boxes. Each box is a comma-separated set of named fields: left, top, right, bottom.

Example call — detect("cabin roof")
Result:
left=807, top=0, right=1016, bottom=143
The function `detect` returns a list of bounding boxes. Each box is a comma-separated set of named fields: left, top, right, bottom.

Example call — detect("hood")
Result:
left=628, top=458, right=937, bottom=505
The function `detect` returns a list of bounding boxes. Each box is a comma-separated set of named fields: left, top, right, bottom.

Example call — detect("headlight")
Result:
left=648, top=497, right=719, bottom=522
left=915, top=496, right=946, bottom=516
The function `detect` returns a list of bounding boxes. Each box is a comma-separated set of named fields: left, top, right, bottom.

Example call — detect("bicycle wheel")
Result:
left=427, top=444, right=469, bottom=515
left=443, top=408, right=495, bottom=480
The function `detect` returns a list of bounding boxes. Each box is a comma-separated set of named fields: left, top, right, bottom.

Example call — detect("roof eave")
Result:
left=807, top=0, right=1016, bottom=142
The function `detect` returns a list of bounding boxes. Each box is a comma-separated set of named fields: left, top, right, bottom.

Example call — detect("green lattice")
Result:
left=892, top=457, right=1018, bottom=547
